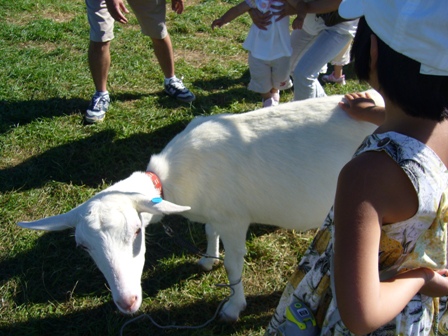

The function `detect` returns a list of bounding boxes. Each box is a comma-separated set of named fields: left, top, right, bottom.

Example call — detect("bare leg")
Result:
left=262, top=88, right=280, bottom=107
left=88, top=40, right=110, bottom=92
left=151, top=34, right=175, bottom=79
left=151, top=33, right=195, bottom=102
left=332, top=65, right=344, bottom=79
left=261, top=88, right=278, bottom=99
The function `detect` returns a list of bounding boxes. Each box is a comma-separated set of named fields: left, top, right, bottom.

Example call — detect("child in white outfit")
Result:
left=212, top=0, right=293, bottom=107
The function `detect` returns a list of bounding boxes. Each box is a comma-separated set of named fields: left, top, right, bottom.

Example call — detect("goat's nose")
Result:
left=116, top=296, right=138, bottom=313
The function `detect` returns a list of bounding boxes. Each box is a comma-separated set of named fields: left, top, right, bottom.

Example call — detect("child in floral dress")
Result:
left=266, top=0, right=448, bottom=335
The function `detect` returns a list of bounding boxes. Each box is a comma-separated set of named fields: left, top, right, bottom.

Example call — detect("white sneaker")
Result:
left=85, top=93, right=110, bottom=123
left=164, top=77, right=195, bottom=102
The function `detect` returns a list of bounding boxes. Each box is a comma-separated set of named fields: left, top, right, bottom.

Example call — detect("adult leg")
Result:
left=289, top=28, right=316, bottom=77
left=86, top=41, right=111, bottom=123
left=85, top=0, right=114, bottom=122
left=151, top=34, right=175, bottom=79
left=152, top=34, right=195, bottom=102
left=292, top=30, right=353, bottom=101
left=127, top=0, right=195, bottom=102
left=88, top=41, right=111, bottom=92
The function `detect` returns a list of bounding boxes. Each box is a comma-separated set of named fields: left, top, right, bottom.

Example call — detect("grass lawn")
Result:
left=0, top=0, right=370, bottom=334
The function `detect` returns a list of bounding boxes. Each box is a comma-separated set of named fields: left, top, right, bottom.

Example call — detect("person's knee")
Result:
left=90, top=40, right=111, bottom=52
left=292, top=66, right=309, bottom=84
left=150, top=32, right=169, bottom=43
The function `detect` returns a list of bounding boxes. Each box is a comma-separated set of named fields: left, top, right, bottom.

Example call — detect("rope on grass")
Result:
left=120, top=222, right=239, bottom=333
left=119, top=278, right=241, bottom=335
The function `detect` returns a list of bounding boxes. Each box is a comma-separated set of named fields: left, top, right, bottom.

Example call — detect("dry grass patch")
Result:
left=5, top=10, right=79, bottom=25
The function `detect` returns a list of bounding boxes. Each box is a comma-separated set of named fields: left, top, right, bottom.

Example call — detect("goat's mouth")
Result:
left=115, top=295, right=142, bottom=315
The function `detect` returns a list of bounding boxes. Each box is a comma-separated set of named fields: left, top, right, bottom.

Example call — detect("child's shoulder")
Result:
left=339, top=150, right=418, bottom=223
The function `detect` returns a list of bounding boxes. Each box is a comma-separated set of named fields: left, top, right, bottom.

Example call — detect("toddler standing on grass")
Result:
left=212, top=0, right=292, bottom=108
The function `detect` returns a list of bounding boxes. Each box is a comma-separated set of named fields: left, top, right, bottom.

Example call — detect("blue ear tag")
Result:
left=151, top=197, right=163, bottom=204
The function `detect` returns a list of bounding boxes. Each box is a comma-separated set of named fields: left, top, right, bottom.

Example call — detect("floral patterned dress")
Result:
left=266, top=132, right=448, bottom=335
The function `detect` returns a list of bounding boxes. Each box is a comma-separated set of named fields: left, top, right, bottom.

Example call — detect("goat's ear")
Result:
left=132, top=195, right=191, bottom=215
left=18, top=210, right=78, bottom=231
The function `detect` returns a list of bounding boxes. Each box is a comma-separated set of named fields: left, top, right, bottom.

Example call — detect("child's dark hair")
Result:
left=351, top=17, right=448, bottom=121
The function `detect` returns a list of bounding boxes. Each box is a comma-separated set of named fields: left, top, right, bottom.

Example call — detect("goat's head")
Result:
left=18, top=190, right=190, bottom=314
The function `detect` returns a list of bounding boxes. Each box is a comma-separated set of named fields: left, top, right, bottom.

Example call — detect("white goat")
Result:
left=18, top=91, right=382, bottom=322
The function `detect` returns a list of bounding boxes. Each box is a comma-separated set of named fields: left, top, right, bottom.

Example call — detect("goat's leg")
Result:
left=198, top=223, right=221, bottom=271
left=217, top=226, right=248, bottom=322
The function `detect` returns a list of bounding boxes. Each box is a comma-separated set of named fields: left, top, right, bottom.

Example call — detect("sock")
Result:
left=95, top=90, right=109, bottom=97
left=164, top=76, right=177, bottom=85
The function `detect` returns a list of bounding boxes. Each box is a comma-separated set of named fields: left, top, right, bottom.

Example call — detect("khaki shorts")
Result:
left=247, top=53, right=293, bottom=94
left=86, top=0, right=168, bottom=42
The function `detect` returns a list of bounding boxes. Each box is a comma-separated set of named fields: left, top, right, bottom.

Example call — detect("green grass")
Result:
left=0, top=0, right=370, bottom=334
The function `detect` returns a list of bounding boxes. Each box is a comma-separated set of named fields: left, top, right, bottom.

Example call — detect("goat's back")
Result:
left=148, top=92, right=380, bottom=230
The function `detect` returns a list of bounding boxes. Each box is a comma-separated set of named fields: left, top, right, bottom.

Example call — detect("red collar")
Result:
left=145, top=171, right=163, bottom=198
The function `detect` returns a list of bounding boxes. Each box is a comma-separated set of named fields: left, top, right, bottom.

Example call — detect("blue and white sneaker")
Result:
left=164, top=77, right=195, bottom=103
left=85, top=93, right=110, bottom=123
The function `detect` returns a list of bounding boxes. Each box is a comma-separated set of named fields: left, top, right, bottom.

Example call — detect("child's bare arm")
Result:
left=291, top=14, right=305, bottom=29
left=212, top=1, right=251, bottom=28
left=284, top=0, right=306, bottom=11
left=334, top=153, right=423, bottom=334
left=302, top=0, right=342, bottom=14
left=248, top=8, right=273, bottom=30
left=339, top=92, right=386, bottom=126
left=276, top=0, right=339, bottom=22
left=272, top=0, right=302, bottom=22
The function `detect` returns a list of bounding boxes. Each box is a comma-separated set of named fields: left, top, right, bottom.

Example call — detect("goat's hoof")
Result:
left=198, top=257, right=220, bottom=271
left=218, top=301, right=246, bottom=322
left=218, top=310, right=239, bottom=323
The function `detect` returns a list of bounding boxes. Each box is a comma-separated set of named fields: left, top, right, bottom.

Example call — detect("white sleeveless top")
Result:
left=242, top=0, right=292, bottom=61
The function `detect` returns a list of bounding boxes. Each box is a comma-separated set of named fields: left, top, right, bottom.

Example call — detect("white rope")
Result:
left=119, top=278, right=241, bottom=335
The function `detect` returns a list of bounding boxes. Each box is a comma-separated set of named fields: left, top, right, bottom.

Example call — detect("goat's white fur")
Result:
left=18, top=91, right=382, bottom=321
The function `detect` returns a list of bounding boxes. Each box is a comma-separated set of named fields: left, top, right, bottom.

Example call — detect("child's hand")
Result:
left=271, top=0, right=296, bottom=21
left=419, top=268, right=448, bottom=297
left=249, top=8, right=273, bottom=30
left=105, top=0, right=130, bottom=24
left=340, top=92, right=376, bottom=117
left=171, top=0, right=184, bottom=14
left=211, top=18, right=225, bottom=29
left=339, top=92, right=385, bottom=126
left=292, top=15, right=305, bottom=29
left=284, top=0, right=301, bottom=10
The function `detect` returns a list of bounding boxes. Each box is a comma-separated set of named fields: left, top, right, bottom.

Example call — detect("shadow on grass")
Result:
left=0, top=291, right=280, bottom=336
left=0, top=97, right=86, bottom=134
left=0, top=72, right=259, bottom=194
left=151, top=69, right=260, bottom=112
left=0, top=121, right=188, bottom=193
left=155, top=84, right=260, bottom=113
left=0, top=217, right=206, bottom=304
left=0, top=69, right=255, bottom=136
left=118, top=292, right=281, bottom=336
left=0, top=93, right=158, bottom=134
left=3, top=215, right=274, bottom=303
left=1, top=216, right=280, bottom=335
